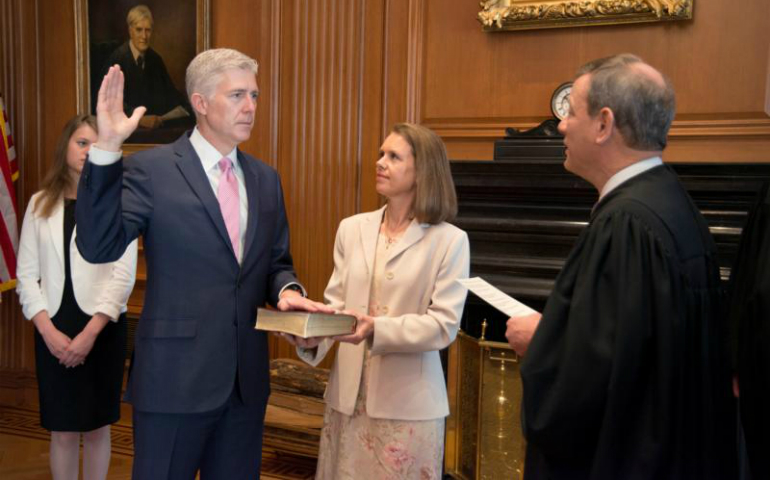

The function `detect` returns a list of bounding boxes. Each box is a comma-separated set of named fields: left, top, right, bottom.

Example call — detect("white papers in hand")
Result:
left=457, top=277, right=537, bottom=318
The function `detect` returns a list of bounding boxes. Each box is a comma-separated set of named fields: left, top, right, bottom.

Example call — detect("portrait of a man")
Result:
left=88, top=1, right=200, bottom=144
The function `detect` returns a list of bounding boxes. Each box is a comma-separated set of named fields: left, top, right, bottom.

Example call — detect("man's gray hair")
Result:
left=127, top=5, right=153, bottom=28
left=185, top=48, right=259, bottom=100
left=577, top=53, right=675, bottom=151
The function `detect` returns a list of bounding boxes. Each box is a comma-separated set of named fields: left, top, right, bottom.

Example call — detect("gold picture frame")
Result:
left=75, top=0, right=210, bottom=151
left=478, top=0, right=693, bottom=31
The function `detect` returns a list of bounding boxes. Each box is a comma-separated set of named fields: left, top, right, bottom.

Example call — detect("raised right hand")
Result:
left=95, top=65, right=147, bottom=152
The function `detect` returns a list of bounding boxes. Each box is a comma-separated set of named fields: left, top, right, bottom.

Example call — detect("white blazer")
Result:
left=299, top=206, right=470, bottom=420
left=16, top=191, right=138, bottom=321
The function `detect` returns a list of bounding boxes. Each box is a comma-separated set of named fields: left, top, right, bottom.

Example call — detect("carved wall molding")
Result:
left=478, top=0, right=694, bottom=31
left=424, top=117, right=770, bottom=162
left=427, top=117, right=770, bottom=139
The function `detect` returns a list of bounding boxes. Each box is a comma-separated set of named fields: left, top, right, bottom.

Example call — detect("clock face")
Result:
left=551, top=82, right=573, bottom=121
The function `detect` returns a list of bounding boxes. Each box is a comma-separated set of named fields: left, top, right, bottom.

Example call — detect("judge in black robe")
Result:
left=506, top=54, right=737, bottom=480
left=521, top=165, right=736, bottom=480
left=728, top=181, right=770, bottom=479
left=102, top=42, right=190, bottom=121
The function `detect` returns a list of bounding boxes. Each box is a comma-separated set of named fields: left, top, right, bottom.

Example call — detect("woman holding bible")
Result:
left=287, top=123, right=470, bottom=480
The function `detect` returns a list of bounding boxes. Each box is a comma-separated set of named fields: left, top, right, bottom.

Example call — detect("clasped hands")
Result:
left=38, top=313, right=110, bottom=368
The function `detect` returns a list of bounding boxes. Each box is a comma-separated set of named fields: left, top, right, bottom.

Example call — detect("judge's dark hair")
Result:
left=35, top=114, right=97, bottom=218
left=391, top=123, right=457, bottom=225
left=577, top=53, right=675, bottom=151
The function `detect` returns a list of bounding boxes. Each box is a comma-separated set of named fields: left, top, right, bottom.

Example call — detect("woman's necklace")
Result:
left=383, top=234, right=399, bottom=248
left=381, top=212, right=411, bottom=249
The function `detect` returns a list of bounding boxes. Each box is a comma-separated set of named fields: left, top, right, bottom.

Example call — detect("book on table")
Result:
left=255, top=308, right=357, bottom=338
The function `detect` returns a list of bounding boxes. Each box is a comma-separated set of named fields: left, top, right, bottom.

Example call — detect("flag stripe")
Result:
left=0, top=214, right=16, bottom=282
left=0, top=96, right=19, bottom=290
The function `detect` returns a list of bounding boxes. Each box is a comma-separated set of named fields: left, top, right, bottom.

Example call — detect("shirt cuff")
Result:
left=88, top=145, right=123, bottom=166
left=279, top=282, right=307, bottom=298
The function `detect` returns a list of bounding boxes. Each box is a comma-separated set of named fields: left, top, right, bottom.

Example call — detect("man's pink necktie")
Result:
left=217, top=158, right=240, bottom=259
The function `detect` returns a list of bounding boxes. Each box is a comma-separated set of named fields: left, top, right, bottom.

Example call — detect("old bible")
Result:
left=255, top=308, right=357, bottom=338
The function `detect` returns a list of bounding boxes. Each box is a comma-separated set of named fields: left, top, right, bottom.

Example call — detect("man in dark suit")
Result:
left=77, top=48, right=331, bottom=479
left=101, top=4, right=191, bottom=130
left=504, top=54, right=737, bottom=479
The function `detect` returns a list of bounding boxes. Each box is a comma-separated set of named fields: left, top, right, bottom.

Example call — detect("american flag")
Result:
left=0, top=95, right=19, bottom=294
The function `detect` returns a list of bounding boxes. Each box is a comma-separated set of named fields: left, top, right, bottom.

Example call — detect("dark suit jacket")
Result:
left=102, top=42, right=190, bottom=117
left=76, top=133, right=299, bottom=414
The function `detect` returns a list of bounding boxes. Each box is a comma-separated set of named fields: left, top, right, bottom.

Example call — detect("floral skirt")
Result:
left=315, top=351, right=444, bottom=480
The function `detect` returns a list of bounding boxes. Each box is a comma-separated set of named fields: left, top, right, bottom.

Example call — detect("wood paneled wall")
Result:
left=212, top=0, right=375, bottom=362
left=2, top=0, right=769, bottom=403
left=407, top=0, right=770, bottom=162
left=0, top=0, right=41, bottom=405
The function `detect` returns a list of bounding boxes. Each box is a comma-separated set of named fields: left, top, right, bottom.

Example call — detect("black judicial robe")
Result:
left=102, top=42, right=189, bottom=118
left=728, top=181, right=770, bottom=480
left=520, top=165, right=737, bottom=480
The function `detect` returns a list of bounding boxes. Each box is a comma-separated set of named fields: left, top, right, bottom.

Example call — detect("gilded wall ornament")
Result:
left=478, top=0, right=693, bottom=31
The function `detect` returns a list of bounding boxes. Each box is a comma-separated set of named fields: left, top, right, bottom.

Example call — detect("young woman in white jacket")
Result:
left=16, top=114, right=137, bottom=480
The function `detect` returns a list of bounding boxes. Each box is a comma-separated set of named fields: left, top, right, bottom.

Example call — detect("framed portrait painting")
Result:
left=75, top=0, right=210, bottom=148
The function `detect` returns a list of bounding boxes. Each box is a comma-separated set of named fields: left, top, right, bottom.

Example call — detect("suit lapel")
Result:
left=239, top=151, right=260, bottom=263
left=173, top=137, right=237, bottom=260
left=385, top=219, right=426, bottom=264
left=359, top=207, right=386, bottom=275
left=49, top=199, right=65, bottom=269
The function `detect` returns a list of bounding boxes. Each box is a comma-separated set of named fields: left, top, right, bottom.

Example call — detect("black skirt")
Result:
left=34, top=199, right=127, bottom=432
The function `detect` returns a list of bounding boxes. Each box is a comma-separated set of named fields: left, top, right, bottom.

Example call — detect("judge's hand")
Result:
left=505, top=312, right=542, bottom=356
left=334, top=311, right=372, bottom=345
left=138, top=115, right=163, bottom=130
left=95, top=65, right=146, bottom=152
left=278, top=332, right=324, bottom=349
left=277, top=290, right=335, bottom=314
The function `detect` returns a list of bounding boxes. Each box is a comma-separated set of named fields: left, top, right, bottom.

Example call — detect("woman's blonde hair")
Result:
left=391, top=123, right=457, bottom=224
left=35, top=114, right=97, bottom=218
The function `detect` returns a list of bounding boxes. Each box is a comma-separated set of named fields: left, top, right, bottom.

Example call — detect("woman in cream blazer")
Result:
left=16, top=114, right=137, bottom=480
left=292, top=123, right=469, bottom=480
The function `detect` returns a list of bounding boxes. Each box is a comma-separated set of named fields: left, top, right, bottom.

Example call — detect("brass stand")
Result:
left=445, top=325, right=525, bottom=479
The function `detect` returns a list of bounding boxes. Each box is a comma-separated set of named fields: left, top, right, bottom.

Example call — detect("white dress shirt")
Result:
left=599, top=156, right=663, bottom=202
left=88, top=132, right=305, bottom=295
left=189, top=128, right=248, bottom=262
left=89, top=128, right=248, bottom=262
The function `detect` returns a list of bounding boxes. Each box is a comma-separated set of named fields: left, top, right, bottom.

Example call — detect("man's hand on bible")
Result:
left=277, top=290, right=334, bottom=314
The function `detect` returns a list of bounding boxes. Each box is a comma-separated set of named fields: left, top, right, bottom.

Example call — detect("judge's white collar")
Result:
left=129, top=42, right=143, bottom=62
left=599, top=157, right=663, bottom=202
